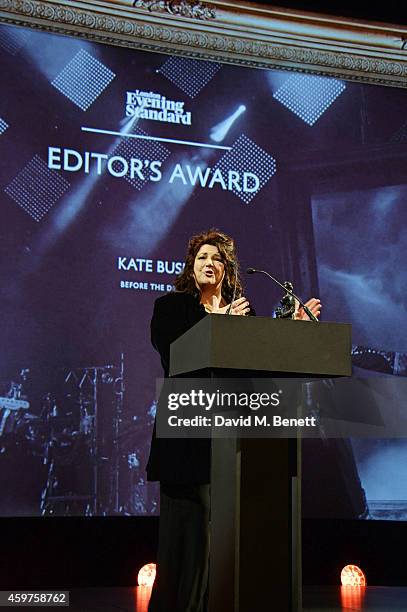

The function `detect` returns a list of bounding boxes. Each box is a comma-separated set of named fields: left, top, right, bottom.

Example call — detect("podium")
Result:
left=169, top=315, right=351, bottom=612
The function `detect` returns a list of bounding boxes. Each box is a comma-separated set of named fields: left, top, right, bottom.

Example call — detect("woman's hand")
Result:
left=211, top=296, right=251, bottom=315
left=294, top=298, right=321, bottom=321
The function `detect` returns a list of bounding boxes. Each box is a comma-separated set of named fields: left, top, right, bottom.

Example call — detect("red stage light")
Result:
left=137, top=563, right=157, bottom=587
left=340, top=564, right=366, bottom=587
left=340, top=585, right=366, bottom=608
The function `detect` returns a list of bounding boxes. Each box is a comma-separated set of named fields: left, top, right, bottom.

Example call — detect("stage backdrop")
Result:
left=0, top=22, right=406, bottom=519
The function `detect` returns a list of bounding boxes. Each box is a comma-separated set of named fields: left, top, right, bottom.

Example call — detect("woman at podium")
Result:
left=147, top=228, right=320, bottom=612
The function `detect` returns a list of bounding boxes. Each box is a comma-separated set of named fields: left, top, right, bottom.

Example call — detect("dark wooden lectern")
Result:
left=169, top=315, right=352, bottom=612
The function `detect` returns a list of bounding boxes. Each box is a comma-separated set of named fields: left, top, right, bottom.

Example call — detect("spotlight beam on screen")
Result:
left=210, top=105, right=246, bottom=143
left=104, top=148, right=215, bottom=254
left=20, top=30, right=96, bottom=82
left=33, top=115, right=141, bottom=258
left=81, top=126, right=232, bottom=151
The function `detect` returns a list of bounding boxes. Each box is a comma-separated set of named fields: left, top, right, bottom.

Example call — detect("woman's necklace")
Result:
left=202, top=297, right=225, bottom=313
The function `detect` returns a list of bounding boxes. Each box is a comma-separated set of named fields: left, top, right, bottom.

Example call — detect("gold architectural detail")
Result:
left=0, top=0, right=406, bottom=87
left=133, top=0, right=216, bottom=20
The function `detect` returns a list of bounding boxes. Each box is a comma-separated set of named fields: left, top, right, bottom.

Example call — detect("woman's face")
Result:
left=193, top=244, right=225, bottom=291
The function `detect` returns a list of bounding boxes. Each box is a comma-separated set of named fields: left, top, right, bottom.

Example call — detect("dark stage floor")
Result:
left=303, top=586, right=407, bottom=611
left=2, top=586, right=405, bottom=611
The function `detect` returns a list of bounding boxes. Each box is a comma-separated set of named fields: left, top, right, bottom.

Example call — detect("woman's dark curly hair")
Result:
left=174, top=229, right=243, bottom=303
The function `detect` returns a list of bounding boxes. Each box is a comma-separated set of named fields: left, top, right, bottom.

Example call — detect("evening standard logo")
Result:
left=126, top=90, right=192, bottom=126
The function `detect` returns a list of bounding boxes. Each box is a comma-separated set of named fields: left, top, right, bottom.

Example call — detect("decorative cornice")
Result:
left=132, top=0, right=216, bottom=20
left=0, top=0, right=407, bottom=87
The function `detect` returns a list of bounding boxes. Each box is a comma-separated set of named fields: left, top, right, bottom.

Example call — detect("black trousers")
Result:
left=148, top=484, right=210, bottom=612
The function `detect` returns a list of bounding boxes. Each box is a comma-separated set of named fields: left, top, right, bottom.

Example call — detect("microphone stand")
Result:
left=226, top=263, right=238, bottom=315
left=246, top=268, right=319, bottom=322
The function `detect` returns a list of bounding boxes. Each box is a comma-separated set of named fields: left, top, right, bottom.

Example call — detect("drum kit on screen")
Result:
left=0, top=371, right=42, bottom=453
left=0, top=356, right=157, bottom=516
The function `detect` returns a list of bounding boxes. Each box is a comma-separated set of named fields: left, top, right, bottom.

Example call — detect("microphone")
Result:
left=246, top=267, right=319, bottom=322
left=226, top=262, right=238, bottom=315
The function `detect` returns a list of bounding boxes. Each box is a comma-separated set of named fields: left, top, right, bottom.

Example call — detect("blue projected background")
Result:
left=0, top=22, right=406, bottom=519
left=311, top=187, right=407, bottom=520
left=312, top=185, right=407, bottom=352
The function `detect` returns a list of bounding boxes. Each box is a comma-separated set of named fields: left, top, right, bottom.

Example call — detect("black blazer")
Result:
left=146, top=291, right=255, bottom=484
left=150, top=291, right=207, bottom=377
left=146, top=292, right=211, bottom=484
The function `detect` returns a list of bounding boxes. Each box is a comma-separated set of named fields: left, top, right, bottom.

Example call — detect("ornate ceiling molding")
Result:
left=132, top=0, right=216, bottom=20
left=0, top=0, right=407, bottom=87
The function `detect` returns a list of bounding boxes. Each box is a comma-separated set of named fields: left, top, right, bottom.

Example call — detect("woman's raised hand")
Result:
left=294, top=298, right=321, bottom=321
left=211, top=296, right=251, bottom=315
